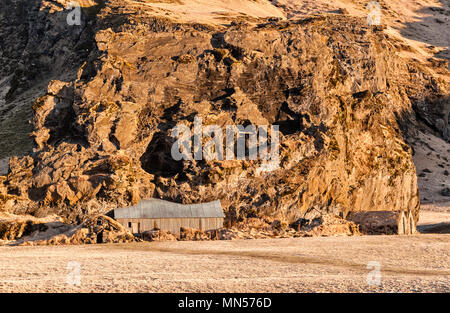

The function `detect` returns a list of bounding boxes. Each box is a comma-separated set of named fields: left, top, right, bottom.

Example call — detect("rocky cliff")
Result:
left=0, top=0, right=448, bottom=227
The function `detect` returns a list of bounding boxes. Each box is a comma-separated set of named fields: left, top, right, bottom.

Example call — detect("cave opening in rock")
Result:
left=96, top=231, right=103, bottom=244
left=273, top=102, right=311, bottom=135
left=274, top=119, right=304, bottom=135
left=140, top=132, right=184, bottom=178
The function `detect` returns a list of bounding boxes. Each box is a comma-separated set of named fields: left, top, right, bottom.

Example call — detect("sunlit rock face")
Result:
left=0, top=0, right=447, bottom=225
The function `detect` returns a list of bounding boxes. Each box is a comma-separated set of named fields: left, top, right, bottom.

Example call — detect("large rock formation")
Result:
left=0, top=0, right=448, bottom=228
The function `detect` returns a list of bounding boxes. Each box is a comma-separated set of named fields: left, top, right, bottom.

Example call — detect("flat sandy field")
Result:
left=0, top=214, right=449, bottom=293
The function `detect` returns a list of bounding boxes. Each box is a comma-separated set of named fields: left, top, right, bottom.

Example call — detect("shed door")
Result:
left=132, top=222, right=140, bottom=234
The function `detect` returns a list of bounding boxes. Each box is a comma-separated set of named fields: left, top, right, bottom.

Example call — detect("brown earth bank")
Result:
left=0, top=0, right=448, bottom=237
left=0, top=233, right=448, bottom=292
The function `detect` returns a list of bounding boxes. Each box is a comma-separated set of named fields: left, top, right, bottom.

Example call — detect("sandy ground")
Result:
left=0, top=209, right=448, bottom=293
left=126, top=0, right=286, bottom=25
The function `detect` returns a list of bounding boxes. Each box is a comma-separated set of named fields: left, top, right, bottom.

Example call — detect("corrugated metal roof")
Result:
left=114, top=199, right=225, bottom=219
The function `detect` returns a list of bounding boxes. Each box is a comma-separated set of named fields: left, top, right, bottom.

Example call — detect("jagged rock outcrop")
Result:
left=0, top=213, right=134, bottom=245
left=0, top=0, right=448, bottom=230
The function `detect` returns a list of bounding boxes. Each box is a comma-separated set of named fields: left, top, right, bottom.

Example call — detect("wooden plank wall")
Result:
left=117, top=218, right=224, bottom=236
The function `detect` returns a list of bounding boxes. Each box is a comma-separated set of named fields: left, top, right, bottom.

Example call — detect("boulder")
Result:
left=441, top=188, right=450, bottom=197
left=346, top=211, right=416, bottom=235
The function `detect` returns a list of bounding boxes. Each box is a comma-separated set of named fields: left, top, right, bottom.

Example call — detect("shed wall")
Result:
left=117, top=218, right=223, bottom=236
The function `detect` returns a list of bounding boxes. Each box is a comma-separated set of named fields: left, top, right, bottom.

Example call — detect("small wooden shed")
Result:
left=113, top=199, right=225, bottom=236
